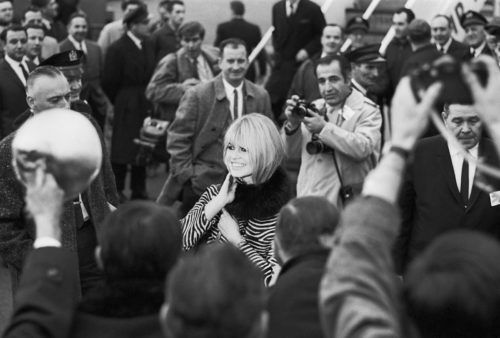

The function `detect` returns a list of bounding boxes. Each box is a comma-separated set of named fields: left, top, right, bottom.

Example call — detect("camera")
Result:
left=134, top=117, right=170, bottom=166
left=291, top=99, right=318, bottom=118
left=409, top=55, right=488, bottom=106
left=306, top=133, right=330, bottom=154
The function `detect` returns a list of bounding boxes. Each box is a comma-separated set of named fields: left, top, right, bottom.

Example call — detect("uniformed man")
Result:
left=282, top=54, right=381, bottom=208
left=461, top=10, right=494, bottom=57
left=344, top=16, right=370, bottom=52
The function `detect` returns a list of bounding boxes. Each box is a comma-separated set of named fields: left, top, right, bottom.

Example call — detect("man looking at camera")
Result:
left=282, top=54, right=381, bottom=207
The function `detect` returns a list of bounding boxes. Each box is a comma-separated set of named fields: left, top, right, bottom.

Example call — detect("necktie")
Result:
left=19, top=63, right=29, bottom=81
left=438, top=45, right=444, bottom=54
left=460, top=158, right=469, bottom=208
left=191, top=57, right=199, bottom=80
left=233, top=88, right=239, bottom=120
left=73, top=196, right=85, bottom=228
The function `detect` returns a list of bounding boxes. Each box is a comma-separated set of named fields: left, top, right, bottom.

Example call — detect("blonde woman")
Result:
left=182, top=113, right=291, bottom=285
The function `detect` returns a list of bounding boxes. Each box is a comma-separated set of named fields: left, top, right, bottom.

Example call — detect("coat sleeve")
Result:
left=3, top=248, right=79, bottom=338
left=320, top=197, right=404, bottom=338
left=318, top=107, right=382, bottom=160
left=166, top=87, right=198, bottom=184
left=145, top=53, right=186, bottom=105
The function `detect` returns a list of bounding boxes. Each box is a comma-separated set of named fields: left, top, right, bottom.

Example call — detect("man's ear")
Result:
left=94, top=246, right=104, bottom=270
left=26, top=95, right=34, bottom=110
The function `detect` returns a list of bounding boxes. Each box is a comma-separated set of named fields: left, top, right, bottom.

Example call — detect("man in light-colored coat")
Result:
left=157, top=38, right=272, bottom=215
left=282, top=54, right=381, bottom=208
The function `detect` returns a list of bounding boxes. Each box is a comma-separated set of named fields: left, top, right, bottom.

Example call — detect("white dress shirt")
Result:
left=448, top=143, right=478, bottom=198
left=222, top=78, right=244, bottom=120
left=436, top=38, right=453, bottom=53
left=286, top=0, right=300, bottom=16
left=471, top=41, right=487, bottom=58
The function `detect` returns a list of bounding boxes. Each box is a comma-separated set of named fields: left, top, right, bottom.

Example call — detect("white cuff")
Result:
left=34, top=237, right=62, bottom=249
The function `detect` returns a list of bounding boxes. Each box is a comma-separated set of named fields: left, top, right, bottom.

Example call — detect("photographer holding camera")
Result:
left=282, top=54, right=382, bottom=208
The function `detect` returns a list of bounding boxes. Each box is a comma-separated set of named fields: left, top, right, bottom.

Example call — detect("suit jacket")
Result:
left=445, top=39, right=472, bottom=61
left=396, top=136, right=500, bottom=272
left=0, top=60, right=35, bottom=138
left=214, top=18, right=267, bottom=81
left=157, top=74, right=273, bottom=204
left=384, top=37, right=413, bottom=96
left=145, top=46, right=219, bottom=121
left=102, top=34, right=155, bottom=164
left=59, top=38, right=108, bottom=122
left=267, top=250, right=329, bottom=338
left=151, top=23, right=180, bottom=62
left=400, top=44, right=442, bottom=77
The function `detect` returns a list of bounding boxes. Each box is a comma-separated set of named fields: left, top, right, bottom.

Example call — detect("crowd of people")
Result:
left=1, top=0, right=500, bottom=336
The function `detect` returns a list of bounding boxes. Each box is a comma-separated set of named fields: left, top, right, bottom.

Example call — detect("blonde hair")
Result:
left=224, top=114, right=285, bottom=184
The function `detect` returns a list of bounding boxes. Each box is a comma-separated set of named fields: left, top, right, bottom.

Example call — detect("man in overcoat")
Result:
left=102, top=6, right=155, bottom=200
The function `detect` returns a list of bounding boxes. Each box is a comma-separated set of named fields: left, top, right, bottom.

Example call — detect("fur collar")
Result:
left=225, top=167, right=291, bottom=220
left=79, top=279, right=164, bottom=318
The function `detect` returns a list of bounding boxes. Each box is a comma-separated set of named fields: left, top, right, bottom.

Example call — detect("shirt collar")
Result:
left=351, top=79, right=367, bottom=95
left=325, top=102, right=356, bottom=121
left=222, top=77, right=243, bottom=96
left=23, top=55, right=39, bottom=65
left=448, top=142, right=478, bottom=158
left=472, top=41, right=487, bottom=56
left=437, top=38, right=453, bottom=52
left=127, top=31, right=142, bottom=49
left=5, top=54, right=22, bottom=67
left=68, top=34, right=85, bottom=48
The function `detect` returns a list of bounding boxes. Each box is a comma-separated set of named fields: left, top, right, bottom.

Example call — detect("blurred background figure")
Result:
left=163, top=244, right=267, bottom=338
left=31, top=0, right=67, bottom=41
left=23, top=23, right=45, bottom=65
left=344, top=16, right=369, bottom=52
left=21, top=6, right=60, bottom=60
left=461, top=10, right=493, bottom=57
left=151, top=0, right=184, bottom=62
left=431, top=14, right=471, bottom=60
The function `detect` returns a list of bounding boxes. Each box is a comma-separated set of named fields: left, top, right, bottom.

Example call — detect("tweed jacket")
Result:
left=0, top=110, right=118, bottom=282
left=145, top=46, right=219, bottom=121
left=157, top=74, right=272, bottom=204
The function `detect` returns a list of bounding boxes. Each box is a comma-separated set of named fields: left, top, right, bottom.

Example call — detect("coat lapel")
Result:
left=2, top=61, right=25, bottom=90
left=436, top=138, right=463, bottom=206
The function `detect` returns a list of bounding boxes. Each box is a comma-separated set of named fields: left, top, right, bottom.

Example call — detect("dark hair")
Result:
left=219, top=37, right=248, bottom=58
left=120, top=0, right=143, bottom=11
left=165, top=243, right=266, bottom=338
left=395, top=7, right=415, bottom=23
left=315, top=54, right=352, bottom=81
left=404, top=231, right=500, bottom=338
left=24, top=22, right=45, bottom=35
left=22, top=5, right=42, bottom=20
left=67, top=12, right=88, bottom=26
left=0, top=25, right=27, bottom=43
left=99, top=201, right=182, bottom=282
left=408, top=19, right=431, bottom=44
left=324, top=23, right=344, bottom=39
left=276, top=196, right=339, bottom=257
left=26, top=65, right=64, bottom=90
left=433, top=14, right=452, bottom=28
left=166, top=0, right=184, bottom=12
left=178, top=21, right=205, bottom=40
left=230, top=0, right=245, bottom=16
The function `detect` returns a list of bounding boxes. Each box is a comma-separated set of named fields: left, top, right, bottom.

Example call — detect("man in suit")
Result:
left=97, top=0, right=144, bottom=58
left=60, top=13, right=107, bottom=129
left=0, top=26, right=36, bottom=139
left=156, top=38, right=273, bottom=215
left=461, top=10, right=493, bottom=58
left=214, top=0, right=266, bottom=83
left=146, top=21, right=219, bottom=123
left=268, top=196, right=339, bottom=338
left=0, top=0, right=13, bottom=59
left=151, top=0, right=184, bottom=62
left=396, top=103, right=500, bottom=273
left=102, top=6, right=155, bottom=201
left=266, top=0, right=326, bottom=121
left=384, top=7, right=414, bottom=97
left=431, top=14, right=471, bottom=60
left=23, top=23, right=45, bottom=66
left=31, top=0, right=67, bottom=42
left=22, top=6, right=60, bottom=60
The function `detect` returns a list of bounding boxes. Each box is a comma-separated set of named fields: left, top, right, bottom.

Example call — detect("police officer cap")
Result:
left=123, top=5, right=149, bottom=26
left=344, top=44, right=385, bottom=64
left=346, top=16, right=369, bottom=34
left=485, top=16, right=500, bottom=38
left=460, top=10, right=487, bottom=28
left=39, top=50, right=84, bottom=77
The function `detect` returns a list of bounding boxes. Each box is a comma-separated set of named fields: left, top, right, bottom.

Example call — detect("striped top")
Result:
left=182, top=184, right=279, bottom=286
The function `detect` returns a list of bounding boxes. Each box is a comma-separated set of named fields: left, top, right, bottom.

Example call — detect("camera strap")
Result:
left=330, top=150, right=346, bottom=189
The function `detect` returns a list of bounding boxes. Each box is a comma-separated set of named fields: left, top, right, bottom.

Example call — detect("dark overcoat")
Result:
left=102, top=34, right=155, bottom=164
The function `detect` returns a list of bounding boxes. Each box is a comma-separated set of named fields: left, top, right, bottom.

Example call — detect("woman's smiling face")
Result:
left=224, top=142, right=254, bottom=184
